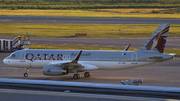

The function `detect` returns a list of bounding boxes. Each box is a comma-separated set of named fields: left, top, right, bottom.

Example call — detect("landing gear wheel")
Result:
left=24, top=68, right=29, bottom=77
left=73, top=74, right=81, bottom=79
left=84, top=72, right=91, bottom=77
left=84, top=72, right=89, bottom=77
left=88, top=72, right=91, bottom=77
left=24, top=73, right=28, bottom=77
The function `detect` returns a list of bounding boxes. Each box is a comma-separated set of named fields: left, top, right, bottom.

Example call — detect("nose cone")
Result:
left=3, top=58, right=8, bottom=65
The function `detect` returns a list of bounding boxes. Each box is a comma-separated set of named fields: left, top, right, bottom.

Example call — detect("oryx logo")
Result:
left=145, top=26, right=169, bottom=53
left=149, top=35, right=159, bottom=50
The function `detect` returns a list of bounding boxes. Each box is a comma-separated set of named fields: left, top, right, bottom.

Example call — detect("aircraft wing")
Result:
left=46, top=50, right=99, bottom=72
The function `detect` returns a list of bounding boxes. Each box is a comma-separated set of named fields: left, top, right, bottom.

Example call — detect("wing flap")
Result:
left=77, top=64, right=99, bottom=71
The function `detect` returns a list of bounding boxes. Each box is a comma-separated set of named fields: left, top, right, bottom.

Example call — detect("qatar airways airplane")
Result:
left=3, top=23, right=173, bottom=79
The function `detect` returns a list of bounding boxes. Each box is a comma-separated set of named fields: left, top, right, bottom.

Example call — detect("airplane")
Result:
left=3, top=23, right=173, bottom=79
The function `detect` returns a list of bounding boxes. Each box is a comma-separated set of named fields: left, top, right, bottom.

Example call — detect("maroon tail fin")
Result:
left=138, top=23, right=170, bottom=53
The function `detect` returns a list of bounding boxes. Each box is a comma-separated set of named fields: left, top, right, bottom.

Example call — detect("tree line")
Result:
left=0, top=0, right=180, bottom=10
left=1, top=0, right=180, bottom=4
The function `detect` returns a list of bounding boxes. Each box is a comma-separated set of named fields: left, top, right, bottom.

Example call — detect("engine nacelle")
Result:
left=43, top=66, right=68, bottom=76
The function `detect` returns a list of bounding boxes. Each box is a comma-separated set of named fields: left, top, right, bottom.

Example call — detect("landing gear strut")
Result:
left=73, top=74, right=81, bottom=79
left=84, top=72, right=91, bottom=77
left=24, top=68, right=29, bottom=77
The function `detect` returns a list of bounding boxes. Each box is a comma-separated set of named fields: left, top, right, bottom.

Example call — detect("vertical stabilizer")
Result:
left=138, top=23, right=170, bottom=53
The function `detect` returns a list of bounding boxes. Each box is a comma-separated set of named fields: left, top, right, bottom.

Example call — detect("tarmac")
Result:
left=1, top=16, right=180, bottom=24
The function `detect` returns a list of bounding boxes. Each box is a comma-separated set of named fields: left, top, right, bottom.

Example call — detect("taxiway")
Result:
left=1, top=16, right=180, bottom=24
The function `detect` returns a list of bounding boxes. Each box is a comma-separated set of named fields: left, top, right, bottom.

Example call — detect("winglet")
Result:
left=71, top=50, right=82, bottom=63
left=138, top=23, right=170, bottom=53
left=124, top=44, right=131, bottom=51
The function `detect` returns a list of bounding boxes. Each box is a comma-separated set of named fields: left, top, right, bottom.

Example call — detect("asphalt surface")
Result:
left=1, top=36, right=180, bottom=49
left=1, top=16, right=180, bottom=24
left=0, top=52, right=180, bottom=88
left=0, top=89, right=174, bottom=101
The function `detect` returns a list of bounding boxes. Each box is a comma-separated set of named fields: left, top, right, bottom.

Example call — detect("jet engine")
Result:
left=43, top=66, right=68, bottom=76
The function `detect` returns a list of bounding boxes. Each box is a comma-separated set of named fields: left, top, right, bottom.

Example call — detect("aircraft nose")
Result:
left=3, top=58, right=8, bottom=65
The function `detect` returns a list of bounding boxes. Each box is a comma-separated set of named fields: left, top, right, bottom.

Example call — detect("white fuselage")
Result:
left=3, top=49, right=161, bottom=71
left=5, top=59, right=154, bottom=70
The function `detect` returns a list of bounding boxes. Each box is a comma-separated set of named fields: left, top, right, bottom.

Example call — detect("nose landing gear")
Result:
left=24, top=68, right=29, bottom=77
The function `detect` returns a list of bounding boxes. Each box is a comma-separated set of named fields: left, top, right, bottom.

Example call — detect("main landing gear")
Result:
left=84, top=72, right=91, bottom=77
left=24, top=68, right=29, bottom=77
left=73, top=74, right=81, bottom=79
left=73, top=72, right=92, bottom=79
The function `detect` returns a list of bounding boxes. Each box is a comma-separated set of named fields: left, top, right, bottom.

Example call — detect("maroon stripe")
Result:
left=162, top=26, right=170, bottom=32
left=158, top=28, right=169, bottom=36
left=156, top=29, right=169, bottom=53
left=162, top=28, right=169, bottom=33
left=162, top=30, right=169, bottom=35
left=156, top=35, right=167, bottom=53
left=163, top=26, right=170, bottom=31
left=160, top=26, right=170, bottom=34
left=158, top=30, right=168, bottom=37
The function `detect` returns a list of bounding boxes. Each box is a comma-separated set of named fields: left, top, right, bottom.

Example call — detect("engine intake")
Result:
left=43, top=66, right=68, bottom=76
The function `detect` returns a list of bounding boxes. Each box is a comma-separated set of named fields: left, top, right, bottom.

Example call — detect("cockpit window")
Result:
left=10, top=54, right=15, bottom=57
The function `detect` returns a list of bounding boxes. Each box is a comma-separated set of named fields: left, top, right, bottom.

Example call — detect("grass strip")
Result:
left=1, top=2, right=180, bottom=10
left=0, top=9, right=180, bottom=19
left=0, top=23, right=180, bottom=38
left=28, top=44, right=180, bottom=56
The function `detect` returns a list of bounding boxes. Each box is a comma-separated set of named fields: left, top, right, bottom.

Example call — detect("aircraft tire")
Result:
left=24, top=73, right=28, bottom=77
left=78, top=74, right=81, bottom=78
left=84, top=72, right=91, bottom=77
left=73, top=74, right=80, bottom=79
left=84, top=72, right=90, bottom=77
left=84, top=72, right=89, bottom=77
left=88, top=72, right=91, bottom=77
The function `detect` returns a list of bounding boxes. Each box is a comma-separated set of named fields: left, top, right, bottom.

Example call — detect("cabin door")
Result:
left=20, top=51, right=26, bottom=62
left=131, top=53, right=137, bottom=64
